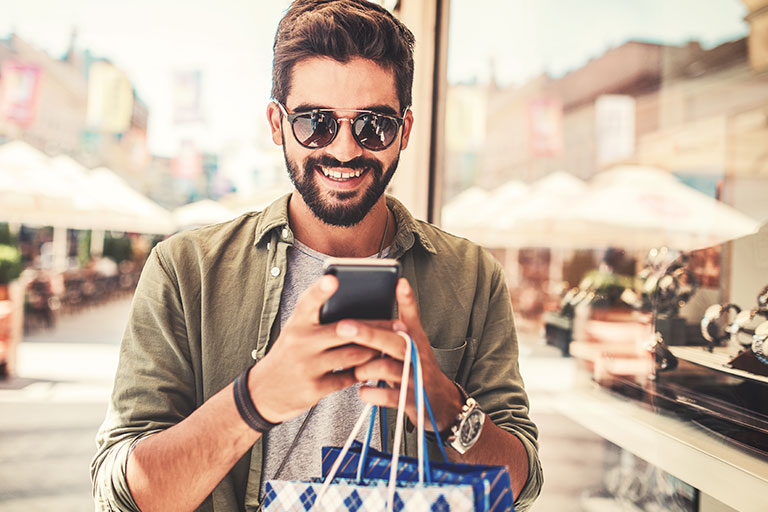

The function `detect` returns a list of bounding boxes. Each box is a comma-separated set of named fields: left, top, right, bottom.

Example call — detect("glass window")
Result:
left=440, top=1, right=768, bottom=510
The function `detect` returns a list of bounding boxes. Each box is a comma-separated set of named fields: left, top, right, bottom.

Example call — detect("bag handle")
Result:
left=316, top=331, right=427, bottom=511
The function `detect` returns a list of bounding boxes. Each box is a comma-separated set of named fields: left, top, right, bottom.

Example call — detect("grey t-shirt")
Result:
left=260, top=240, right=388, bottom=493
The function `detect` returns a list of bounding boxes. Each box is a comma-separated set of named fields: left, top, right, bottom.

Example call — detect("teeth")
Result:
left=320, top=167, right=364, bottom=180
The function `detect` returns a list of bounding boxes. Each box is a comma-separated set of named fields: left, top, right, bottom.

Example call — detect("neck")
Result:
left=288, top=193, right=393, bottom=258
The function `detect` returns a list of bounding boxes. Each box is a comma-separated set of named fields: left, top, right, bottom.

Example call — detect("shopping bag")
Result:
left=264, top=477, right=475, bottom=511
left=320, top=442, right=514, bottom=512
left=264, top=332, right=513, bottom=511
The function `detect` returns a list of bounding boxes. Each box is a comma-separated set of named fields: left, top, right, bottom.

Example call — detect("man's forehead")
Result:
left=287, top=56, right=400, bottom=111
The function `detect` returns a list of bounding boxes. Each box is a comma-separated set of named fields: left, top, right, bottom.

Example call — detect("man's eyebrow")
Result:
left=291, top=103, right=401, bottom=117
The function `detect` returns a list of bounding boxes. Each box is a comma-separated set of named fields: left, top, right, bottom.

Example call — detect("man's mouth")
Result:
left=317, top=166, right=368, bottom=182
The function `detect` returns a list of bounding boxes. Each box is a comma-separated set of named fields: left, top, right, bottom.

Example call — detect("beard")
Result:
left=283, top=147, right=399, bottom=227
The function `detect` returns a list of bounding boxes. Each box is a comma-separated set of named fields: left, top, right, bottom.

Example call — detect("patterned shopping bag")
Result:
left=320, top=442, right=513, bottom=512
left=264, top=477, right=475, bottom=511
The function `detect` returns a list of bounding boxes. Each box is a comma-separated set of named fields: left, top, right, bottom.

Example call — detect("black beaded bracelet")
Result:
left=233, top=365, right=280, bottom=433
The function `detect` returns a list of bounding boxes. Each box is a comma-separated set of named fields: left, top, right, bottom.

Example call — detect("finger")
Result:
left=359, top=319, right=399, bottom=331
left=336, top=321, right=407, bottom=361
left=358, top=384, right=417, bottom=421
left=316, top=369, right=358, bottom=396
left=354, top=356, right=404, bottom=384
left=292, top=275, right=338, bottom=324
left=317, top=344, right=380, bottom=372
left=358, top=385, right=400, bottom=408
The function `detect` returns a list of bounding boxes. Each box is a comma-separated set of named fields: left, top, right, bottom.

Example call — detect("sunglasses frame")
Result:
left=275, top=101, right=406, bottom=151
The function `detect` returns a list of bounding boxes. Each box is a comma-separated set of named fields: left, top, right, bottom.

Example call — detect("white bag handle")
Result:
left=314, top=331, right=424, bottom=512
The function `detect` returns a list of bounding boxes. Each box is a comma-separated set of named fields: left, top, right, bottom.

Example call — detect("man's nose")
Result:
left=325, top=119, right=364, bottom=163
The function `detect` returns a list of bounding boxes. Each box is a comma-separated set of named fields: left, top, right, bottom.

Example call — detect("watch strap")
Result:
left=425, top=381, right=471, bottom=445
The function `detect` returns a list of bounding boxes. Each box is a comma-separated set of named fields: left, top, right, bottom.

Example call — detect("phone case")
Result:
left=319, top=258, right=401, bottom=324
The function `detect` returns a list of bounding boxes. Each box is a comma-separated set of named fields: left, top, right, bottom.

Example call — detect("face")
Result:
left=268, top=57, right=413, bottom=227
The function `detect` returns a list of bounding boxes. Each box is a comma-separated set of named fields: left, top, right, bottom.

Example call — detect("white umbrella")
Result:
left=481, top=171, right=587, bottom=247
left=90, top=167, right=176, bottom=234
left=549, top=166, right=760, bottom=250
left=173, top=199, right=237, bottom=230
left=440, top=186, right=491, bottom=238
left=0, top=141, right=90, bottom=228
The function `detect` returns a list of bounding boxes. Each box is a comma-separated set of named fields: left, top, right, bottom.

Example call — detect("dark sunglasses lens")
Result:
left=292, top=113, right=336, bottom=148
left=353, top=114, right=398, bottom=150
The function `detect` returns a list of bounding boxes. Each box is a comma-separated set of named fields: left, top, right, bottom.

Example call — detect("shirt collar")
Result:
left=252, top=192, right=437, bottom=256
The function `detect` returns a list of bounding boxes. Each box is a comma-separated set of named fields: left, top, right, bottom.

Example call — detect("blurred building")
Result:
left=468, top=32, right=768, bottom=224
left=0, top=33, right=172, bottom=204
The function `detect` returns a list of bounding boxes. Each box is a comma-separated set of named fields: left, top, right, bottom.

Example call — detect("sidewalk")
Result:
left=0, top=297, right=131, bottom=512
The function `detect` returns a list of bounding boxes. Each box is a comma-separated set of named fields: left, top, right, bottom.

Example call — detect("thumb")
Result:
left=396, top=278, right=425, bottom=337
left=293, top=274, right=338, bottom=325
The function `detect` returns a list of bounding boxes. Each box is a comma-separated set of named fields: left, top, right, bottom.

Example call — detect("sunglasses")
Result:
left=276, top=102, right=405, bottom=151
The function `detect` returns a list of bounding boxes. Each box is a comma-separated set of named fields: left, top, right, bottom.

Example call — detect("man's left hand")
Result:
left=341, top=278, right=463, bottom=432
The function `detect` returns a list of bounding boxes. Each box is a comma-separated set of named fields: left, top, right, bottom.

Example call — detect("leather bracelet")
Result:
left=233, top=365, right=280, bottom=433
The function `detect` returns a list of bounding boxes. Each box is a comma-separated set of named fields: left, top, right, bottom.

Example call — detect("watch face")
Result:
left=460, top=409, right=484, bottom=445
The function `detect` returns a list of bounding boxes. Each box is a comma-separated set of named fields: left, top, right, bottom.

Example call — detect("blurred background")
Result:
left=1, top=0, right=767, bottom=511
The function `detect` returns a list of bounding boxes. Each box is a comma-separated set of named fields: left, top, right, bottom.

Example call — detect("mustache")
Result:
left=308, top=155, right=382, bottom=172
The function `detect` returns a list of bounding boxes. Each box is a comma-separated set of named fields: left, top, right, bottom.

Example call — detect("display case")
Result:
left=559, top=226, right=768, bottom=512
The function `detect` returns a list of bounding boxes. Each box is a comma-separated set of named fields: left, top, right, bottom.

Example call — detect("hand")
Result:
left=248, top=275, right=381, bottom=423
left=345, top=278, right=463, bottom=432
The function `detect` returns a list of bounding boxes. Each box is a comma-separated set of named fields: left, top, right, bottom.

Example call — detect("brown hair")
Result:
left=272, top=0, right=416, bottom=111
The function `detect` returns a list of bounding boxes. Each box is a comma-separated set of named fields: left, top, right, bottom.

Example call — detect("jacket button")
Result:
left=251, top=350, right=259, bottom=360
left=271, top=266, right=281, bottom=277
left=282, top=228, right=289, bottom=239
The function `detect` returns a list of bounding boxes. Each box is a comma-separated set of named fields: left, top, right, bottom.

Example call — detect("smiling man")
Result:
left=91, top=1, right=542, bottom=511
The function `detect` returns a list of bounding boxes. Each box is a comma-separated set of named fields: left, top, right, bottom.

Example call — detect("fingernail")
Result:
left=337, top=321, right=358, bottom=337
left=321, top=275, right=335, bottom=292
left=393, top=321, right=407, bottom=332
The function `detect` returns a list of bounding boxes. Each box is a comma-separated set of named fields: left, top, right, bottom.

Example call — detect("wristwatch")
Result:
left=443, top=382, right=485, bottom=454
left=752, top=320, right=768, bottom=365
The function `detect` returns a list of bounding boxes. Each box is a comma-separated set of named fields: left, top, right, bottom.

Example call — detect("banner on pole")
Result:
left=527, top=96, right=563, bottom=157
left=172, top=70, right=204, bottom=124
left=86, top=60, right=134, bottom=133
left=0, top=61, right=42, bottom=127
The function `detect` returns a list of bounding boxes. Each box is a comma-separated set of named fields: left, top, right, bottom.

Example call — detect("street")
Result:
left=0, top=298, right=129, bottom=512
left=0, top=296, right=603, bottom=511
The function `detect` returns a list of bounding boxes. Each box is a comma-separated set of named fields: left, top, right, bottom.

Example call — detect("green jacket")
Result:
left=91, top=194, right=542, bottom=511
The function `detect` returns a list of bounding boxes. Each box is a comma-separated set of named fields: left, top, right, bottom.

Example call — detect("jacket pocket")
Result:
left=431, top=339, right=469, bottom=381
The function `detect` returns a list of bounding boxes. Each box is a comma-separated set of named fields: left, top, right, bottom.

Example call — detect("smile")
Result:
left=318, top=166, right=367, bottom=181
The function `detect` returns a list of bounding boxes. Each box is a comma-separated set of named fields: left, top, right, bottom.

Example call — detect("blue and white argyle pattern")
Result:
left=263, top=478, right=474, bottom=511
left=320, top=444, right=514, bottom=511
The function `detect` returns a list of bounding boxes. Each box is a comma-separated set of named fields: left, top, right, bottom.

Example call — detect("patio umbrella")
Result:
left=440, top=186, right=492, bottom=239
left=481, top=171, right=587, bottom=247
left=89, top=167, right=176, bottom=235
left=173, top=199, right=237, bottom=230
left=557, top=165, right=761, bottom=250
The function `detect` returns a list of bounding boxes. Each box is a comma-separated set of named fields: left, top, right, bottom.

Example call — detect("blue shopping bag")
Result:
left=320, top=442, right=514, bottom=512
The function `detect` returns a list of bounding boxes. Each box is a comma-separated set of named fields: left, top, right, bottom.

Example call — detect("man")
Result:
left=91, top=1, right=542, bottom=510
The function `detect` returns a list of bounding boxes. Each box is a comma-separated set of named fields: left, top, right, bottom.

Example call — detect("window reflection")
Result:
left=442, top=1, right=768, bottom=509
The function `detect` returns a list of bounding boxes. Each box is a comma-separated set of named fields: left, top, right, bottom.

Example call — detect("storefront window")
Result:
left=440, top=1, right=768, bottom=510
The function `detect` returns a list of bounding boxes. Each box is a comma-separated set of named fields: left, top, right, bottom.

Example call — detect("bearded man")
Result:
left=91, top=1, right=542, bottom=510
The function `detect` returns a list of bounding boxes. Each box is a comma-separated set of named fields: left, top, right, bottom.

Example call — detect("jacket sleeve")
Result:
left=90, top=246, right=196, bottom=511
left=467, top=257, right=543, bottom=511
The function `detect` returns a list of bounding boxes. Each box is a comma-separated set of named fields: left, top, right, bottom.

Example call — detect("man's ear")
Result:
left=266, top=102, right=284, bottom=146
left=399, top=109, right=414, bottom=151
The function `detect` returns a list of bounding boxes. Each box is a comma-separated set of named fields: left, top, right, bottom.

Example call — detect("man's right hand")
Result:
left=247, top=274, right=380, bottom=423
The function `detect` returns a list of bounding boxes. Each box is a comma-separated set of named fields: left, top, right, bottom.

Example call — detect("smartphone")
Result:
left=319, top=257, right=401, bottom=324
